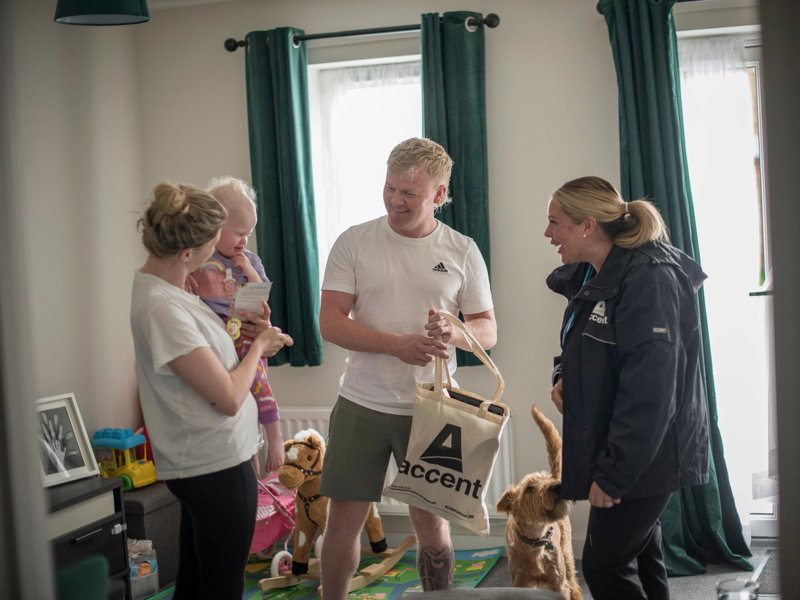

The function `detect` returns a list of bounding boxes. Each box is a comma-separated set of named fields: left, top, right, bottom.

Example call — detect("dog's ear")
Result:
left=496, top=485, right=516, bottom=514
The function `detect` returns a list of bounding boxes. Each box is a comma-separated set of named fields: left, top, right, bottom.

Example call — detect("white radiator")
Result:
left=279, top=407, right=514, bottom=517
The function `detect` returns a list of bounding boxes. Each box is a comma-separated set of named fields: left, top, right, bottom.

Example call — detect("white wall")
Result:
left=10, top=0, right=145, bottom=430
left=4, top=0, right=761, bottom=563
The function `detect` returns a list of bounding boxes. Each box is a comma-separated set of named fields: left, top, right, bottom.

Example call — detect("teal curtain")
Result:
left=244, top=29, right=323, bottom=366
left=599, top=0, right=752, bottom=575
left=421, top=11, right=491, bottom=367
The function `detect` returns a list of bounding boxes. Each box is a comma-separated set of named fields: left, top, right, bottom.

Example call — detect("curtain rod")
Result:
left=224, top=13, right=500, bottom=52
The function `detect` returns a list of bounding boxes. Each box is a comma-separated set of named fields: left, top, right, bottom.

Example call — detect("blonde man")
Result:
left=319, top=138, right=497, bottom=599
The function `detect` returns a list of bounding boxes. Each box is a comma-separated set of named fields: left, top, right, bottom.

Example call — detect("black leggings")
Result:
left=166, top=460, right=257, bottom=600
left=581, top=493, right=672, bottom=600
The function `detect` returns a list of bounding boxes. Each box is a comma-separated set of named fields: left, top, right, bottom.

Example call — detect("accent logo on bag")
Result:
left=398, top=423, right=484, bottom=499
left=420, top=423, right=463, bottom=472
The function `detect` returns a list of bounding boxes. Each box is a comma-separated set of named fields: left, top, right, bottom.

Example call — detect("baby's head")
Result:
left=207, top=177, right=258, bottom=259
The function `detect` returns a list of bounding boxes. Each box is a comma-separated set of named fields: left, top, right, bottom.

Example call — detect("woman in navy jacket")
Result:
left=544, top=176, right=709, bottom=600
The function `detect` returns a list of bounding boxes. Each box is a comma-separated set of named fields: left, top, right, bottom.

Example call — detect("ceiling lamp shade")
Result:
left=54, top=0, right=150, bottom=25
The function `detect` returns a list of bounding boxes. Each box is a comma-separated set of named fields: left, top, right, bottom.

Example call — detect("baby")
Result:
left=191, top=176, right=285, bottom=472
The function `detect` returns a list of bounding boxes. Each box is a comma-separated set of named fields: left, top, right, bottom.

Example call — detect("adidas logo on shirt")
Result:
left=432, top=262, right=448, bottom=273
left=589, top=300, right=608, bottom=324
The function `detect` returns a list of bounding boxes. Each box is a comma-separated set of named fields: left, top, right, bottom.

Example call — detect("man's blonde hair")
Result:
left=387, top=138, right=453, bottom=201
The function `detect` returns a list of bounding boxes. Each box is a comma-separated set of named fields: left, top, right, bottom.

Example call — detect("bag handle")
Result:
left=433, top=311, right=505, bottom=405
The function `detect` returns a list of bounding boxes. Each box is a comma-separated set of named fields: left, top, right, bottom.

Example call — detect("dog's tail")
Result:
left=531, top=405, right=562, bottom=479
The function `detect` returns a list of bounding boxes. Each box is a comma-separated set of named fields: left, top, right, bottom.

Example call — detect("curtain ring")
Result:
left=292, top=34, right=301, bottom=49
left=464, top=16, right=479, bottom=33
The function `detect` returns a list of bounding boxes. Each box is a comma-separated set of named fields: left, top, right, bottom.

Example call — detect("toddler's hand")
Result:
left=233, top=252, right=260, bottom=282
left=184, top=274, right=198, bottom=294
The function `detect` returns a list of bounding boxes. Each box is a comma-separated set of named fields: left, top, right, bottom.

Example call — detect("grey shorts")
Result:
left=320, top=396, right=413, bottom=502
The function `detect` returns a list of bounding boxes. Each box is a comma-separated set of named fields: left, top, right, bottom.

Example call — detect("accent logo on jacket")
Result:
left=589, top=300, right=608, bottom=324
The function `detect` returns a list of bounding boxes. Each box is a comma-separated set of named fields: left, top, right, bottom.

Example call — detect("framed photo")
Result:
left=36, top=393, right=98, bottom=487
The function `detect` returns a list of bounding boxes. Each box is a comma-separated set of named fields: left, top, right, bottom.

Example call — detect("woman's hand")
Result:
left=551, top=378, right=564, bottom=414
left=588, top=481, right=621, bottom=509
left=253, top=325, right=294, bottom=358
left=238, top=300, right=272, bottom=335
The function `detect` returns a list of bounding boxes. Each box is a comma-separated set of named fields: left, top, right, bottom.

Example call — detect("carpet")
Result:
left=145, top=547, right=503, bottom=599
left=754, top=548, right=779, bottom=595
left=476, top=555, right=509, bottom=588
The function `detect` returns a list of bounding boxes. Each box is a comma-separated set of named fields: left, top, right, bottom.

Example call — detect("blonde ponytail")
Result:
left=552, top=176, right=669, bottom=249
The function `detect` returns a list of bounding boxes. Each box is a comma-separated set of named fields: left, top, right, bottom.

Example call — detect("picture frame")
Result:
left=36, top=392, right=98, bottom=488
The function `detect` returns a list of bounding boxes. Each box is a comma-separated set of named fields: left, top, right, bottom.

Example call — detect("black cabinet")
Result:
left=47, top=477, right=131, bottom=599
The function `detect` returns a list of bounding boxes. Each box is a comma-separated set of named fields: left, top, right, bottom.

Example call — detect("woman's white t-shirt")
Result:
left=322, top=216, right=494, bottom=415
left=130, top=270, right=259, bottom=480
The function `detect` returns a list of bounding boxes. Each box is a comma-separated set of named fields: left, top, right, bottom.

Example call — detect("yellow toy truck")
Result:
left=91, top=428, right=157, bottom=491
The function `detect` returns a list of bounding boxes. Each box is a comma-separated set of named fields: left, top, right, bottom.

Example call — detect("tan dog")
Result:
left=496, top=406, right=582, bottom=599
left=278, top=429, right=387, bottom=575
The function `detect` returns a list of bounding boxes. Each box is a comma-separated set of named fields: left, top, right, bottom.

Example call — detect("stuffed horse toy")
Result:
left=278, top=428, right=388, bottom=575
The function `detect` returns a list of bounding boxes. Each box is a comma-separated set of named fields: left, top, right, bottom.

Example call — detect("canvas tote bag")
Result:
left=383, top=311, right=509, bottom=536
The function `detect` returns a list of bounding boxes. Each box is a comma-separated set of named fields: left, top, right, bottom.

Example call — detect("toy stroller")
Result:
left=249, top=472, right=297, bottom=577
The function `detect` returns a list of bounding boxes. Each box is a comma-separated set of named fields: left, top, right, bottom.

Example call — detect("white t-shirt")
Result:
left=130, top=270, right=259, bottom=480
left=322, top=216, right=494, bottom=415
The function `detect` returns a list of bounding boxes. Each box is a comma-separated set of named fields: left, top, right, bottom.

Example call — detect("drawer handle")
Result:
left=72, top=528, right=103, bottom=544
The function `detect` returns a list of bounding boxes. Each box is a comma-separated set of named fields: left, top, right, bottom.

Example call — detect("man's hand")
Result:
left=393, top=333, right=449, bottom=366
left=425, top=309, right=461, bottom=346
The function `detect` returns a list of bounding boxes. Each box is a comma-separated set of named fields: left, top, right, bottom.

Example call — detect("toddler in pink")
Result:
left=192, top=177, right=284, bottom=472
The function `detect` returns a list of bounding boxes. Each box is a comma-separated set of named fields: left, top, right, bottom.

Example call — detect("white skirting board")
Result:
left=279, top=407, right=515, bottom=517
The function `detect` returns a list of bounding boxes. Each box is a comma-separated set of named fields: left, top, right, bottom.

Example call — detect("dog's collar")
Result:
left=515, top=525, right=555, bottom=551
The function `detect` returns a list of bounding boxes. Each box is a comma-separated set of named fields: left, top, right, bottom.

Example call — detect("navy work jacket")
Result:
left=547, top=241, right=710, bottom=501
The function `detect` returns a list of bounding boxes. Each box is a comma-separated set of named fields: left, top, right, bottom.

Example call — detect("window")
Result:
left=308, top=57, right=422, bottom=280
left=678, top=34, right=776, bottom=538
